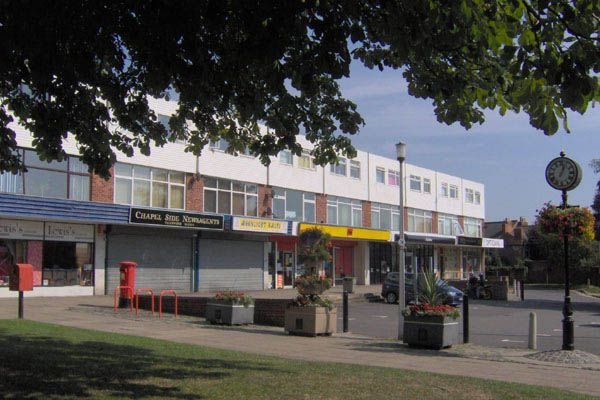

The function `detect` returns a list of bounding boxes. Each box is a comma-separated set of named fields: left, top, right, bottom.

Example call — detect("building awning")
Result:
left=401, top=232, right=456, bottom=245
left=299, top=223, right=391, bottom=242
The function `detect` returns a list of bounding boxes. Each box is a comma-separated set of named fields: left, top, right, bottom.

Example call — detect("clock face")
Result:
left=545, top=157, right=581, bottom=191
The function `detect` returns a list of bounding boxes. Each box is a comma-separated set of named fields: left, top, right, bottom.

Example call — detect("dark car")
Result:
left=381, top=272, right=463, bottom=306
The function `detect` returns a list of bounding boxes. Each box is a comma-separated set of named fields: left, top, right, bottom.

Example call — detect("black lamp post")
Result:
left=544, top=151, right=582, bottom=351
left=396, top=141, right=406, bottom=340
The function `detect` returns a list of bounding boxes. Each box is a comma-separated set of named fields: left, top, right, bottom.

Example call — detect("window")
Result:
left=272, top=188, right=315, bottom=222
left=407, top=208, right=432, bottom=233
left=157, top=113, right=186, bottom=144
left=298, top=150, right=315, bottom=170
left=209, top=139, right=229, bottom=151
left=387, top=170, right=400, bottom=186
left=376, top=168, right=385, bottom=183
left=423, top=178, right=431, bottom=194
left=410, top=175, right=421, bottom=191
left=465, top=188, right=474, bottom=203
left=115, top=163, right=185, bottom=209
left=327, top=196, right=362, bottom=227
left=0, top=148, right=90, bottom=201
left=330, top=158, right=347, bottom=176
left=438, top=213, right=462, bottom=235
left=203, top=177, right=257, bottom=216
left=449, top=185, right=459, bottom=199
left=350, top=160, right=360, bottom=179
left=464, top=217, right=482, bottom=237
left=371, top=203, right=401, bottom=230
left=474, top=191, right=481, bottom=205
left=278, top=150, right=293, bottom=166
left=441, top=182, right=448, bottom=197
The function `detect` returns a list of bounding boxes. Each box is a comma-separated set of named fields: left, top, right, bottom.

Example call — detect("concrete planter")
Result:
left=284, top=306, right=337, bottom=336
left=403, top=315, right=459, bottom=349
left=205, top=302, right=254, bottom=325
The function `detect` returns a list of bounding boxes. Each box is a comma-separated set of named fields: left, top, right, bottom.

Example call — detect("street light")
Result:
left=396, top=141, right=406, bottom=341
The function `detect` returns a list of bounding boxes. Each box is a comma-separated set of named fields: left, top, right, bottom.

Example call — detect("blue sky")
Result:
left=338, top=63, right=600, bottom=223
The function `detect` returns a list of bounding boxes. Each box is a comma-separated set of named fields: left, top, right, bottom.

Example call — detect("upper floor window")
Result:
left=0, top=148, right=90, bottom=201
left=465, top=188, right=474, bottom=203
left=278, top=150, right=293, bottom=166
left=203, top=177, right=257, bottom=216
left=327, top=196, right=362, bottom=227
left=464, top=217, right=482, bottom=237
left=423, top=178, right=431, bottom=194
left=350, top=160, right=361, bottom=179
left=376, top=167, right=385, bottom=183
left=371, top=202, right=401, bottom=231
left=115, top=163, right=185, bottom=209
left=330, top=158, right=347, bottom=176
left=407, top=208, right=432, bottom=233
left=388, top=170, right=400, bottom=186
left=272, top=188, right=315, bottom=222
left=449, top=184, right=459, bottom=199
left=157, top=113, right=186, bottom=144
left=441, top=182, right=448, bottom=197
left=209, top=139, right=251, bottom=156
left=410, top=175, right=421, bottom=191
left=298, top=150, right=315, bottom=170
left=474, top=191, right=481, bottom=205
left=438, top=213, right=461, bottom=235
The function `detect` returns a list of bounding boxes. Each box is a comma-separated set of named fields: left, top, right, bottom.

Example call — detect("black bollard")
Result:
left=343, top=290, right=349, bottom=332
left=520, top=280, right=525, bottom=301
left=463, top=294, right=469, bottom=343
left=18, top=291, right=24, bottom=319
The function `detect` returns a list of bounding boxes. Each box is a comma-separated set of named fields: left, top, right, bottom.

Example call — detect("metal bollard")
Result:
left=343, top=290, right=349, bottom=332
left=528, top=312, right=537, bottom=350
left=463, top=294, right=469, bottom=343
left=520, top=280, right=525, bottom=301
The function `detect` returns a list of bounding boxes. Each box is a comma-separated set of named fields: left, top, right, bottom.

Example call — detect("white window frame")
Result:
left=438, top=213, right=461, bottom=235
left=327, top=196, right=362, bottom=227
left=114, top=163, right=186, bottom=209
left=203, top=177, right=258, bottom=216
left=330, top=158, right=347, bottom=176
left=441, top=182, right=448, bottom=197
left=375, top=167, right=385, bottom=184
left=278, top=150, right=293, bottom=166
left=387, top=170, right=400, bottom=186
left=423, top=178, right=431, bottom=194
left=272, top=188, right=315, bottom=222
left=449, top=184, right=459, bottom=199
left=350, top=160, right=361, bottom=179
left=298, top=150, right=315, bottom=170
left=464, top=217, right=482, bottom=237
left=407, top=208, right=432, bottom=233
left=371, top=202, right=401, bottom=230
left=465, top=188, right=474, bottom=203
left=410, top=175, right=422, bottom=192
left=474, top=191, right=481, bottom=205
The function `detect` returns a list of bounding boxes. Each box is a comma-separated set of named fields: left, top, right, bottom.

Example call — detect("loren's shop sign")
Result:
left=129, top=208, right=223, bottom=230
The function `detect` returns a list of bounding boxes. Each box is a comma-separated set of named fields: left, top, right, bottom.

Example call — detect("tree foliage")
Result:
left=1, top=1, right=598, bottom=177
left=591, top=159, right=600, bottom=239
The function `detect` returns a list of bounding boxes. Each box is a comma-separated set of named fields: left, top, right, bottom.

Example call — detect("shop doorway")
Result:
left=333, top=246, right=353, bottom=284
left=369, top=243, right=392, bottom=284
left=279, top=251, right=294, bottom=287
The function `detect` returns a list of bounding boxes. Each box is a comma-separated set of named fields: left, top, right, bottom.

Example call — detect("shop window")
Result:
left=203, top=177, right=258, bottom=216
left=272, top=188, right=315, bottom=222
left=42, top=241, right=93, bottom=286
left=114, top=163, right=185, bottom=209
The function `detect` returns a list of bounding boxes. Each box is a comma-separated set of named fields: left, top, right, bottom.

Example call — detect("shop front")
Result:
left=299, top=223, right=391, bottom=285
left=457, top=236, right=484, bottom=278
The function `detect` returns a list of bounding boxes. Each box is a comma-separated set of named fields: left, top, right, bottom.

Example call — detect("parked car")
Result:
left=381, top=272, right=463, bottom=306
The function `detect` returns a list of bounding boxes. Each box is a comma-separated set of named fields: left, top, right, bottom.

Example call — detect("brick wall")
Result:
left=432, top=211, right=439, bottom=234
left=135, top=295, right=289, bottom=326
left=316, top=194, right=327, bottom=224
left=362, top=201, right=371, bottom=227
left=186, top=175, right=203, bottom=211
left=258, top=185, right=273, bottom=218
left=90, top=167, right=114, bottom=203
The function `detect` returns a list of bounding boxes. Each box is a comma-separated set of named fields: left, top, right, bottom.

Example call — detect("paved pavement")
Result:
left=1, top=289, right=600, bottom=397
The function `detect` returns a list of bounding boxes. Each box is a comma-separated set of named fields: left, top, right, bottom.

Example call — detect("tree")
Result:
left=591, top=159, right=600, bottom=239
left=1, top=1, right=598, bottom=178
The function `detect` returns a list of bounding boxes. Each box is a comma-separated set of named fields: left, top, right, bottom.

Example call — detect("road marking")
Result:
left=501, top=339, right=525, bottom=343
left=553, top=329, right=562, bottom=332
left=537, top=334, right=552, bottom=337
left=373, top=315, right=388, bottom=319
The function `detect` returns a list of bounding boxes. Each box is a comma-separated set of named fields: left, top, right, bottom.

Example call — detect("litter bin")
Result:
left=343, top=276, right=356, bottom=293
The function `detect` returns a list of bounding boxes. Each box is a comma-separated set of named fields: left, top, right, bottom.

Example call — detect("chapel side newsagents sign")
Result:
left=129, top=207, right=223, bottom=230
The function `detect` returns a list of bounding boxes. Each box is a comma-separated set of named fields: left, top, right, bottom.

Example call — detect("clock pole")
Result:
left=561, top=188, right=574, bottom=350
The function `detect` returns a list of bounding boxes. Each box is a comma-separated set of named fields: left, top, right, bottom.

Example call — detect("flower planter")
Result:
left=403, top=315, right=459, bottom=349
left=205, top=302, right=254, bottom=325
left=285, top=306, right=337, bottom=336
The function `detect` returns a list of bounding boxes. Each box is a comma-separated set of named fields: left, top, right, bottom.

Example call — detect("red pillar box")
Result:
left=9, top=264, right=34, bottom=292
left=118, top=261, right=137, bottom=308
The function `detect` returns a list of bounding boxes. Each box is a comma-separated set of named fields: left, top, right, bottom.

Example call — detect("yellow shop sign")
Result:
left=299, top=223, right=391, bottom=241
left=233, top=217, right=289, bottom=234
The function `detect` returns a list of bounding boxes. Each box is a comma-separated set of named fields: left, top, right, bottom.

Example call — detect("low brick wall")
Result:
left=135, top=295, right=290, bottom=327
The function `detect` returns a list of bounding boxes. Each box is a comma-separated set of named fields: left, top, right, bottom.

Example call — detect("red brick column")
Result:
left=316, top=194, right=328, bottom=224
left=362, top=201, right=371, bottom=228
left=90, top=167, right=114, bottom=203
left=186, top=175, right=203, bottom=212
left=258, top=185, right=273, bottom=217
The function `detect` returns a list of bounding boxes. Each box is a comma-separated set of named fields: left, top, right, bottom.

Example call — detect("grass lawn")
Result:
left=0, top=320, right=595, bottom=400
left=575, top=284, right=600, bottom=295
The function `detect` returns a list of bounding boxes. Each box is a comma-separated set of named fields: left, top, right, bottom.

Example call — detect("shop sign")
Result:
left=0, top=219, right=44, bottom=240
left=482, top=238, right=504, bottom=248
left=129, top=207, right=223, bottom=230
left=299, top=223, right=390, bottom=241
left=232, top=217, right=290, bottom=234
left=403, top=233, right=455, bottom=245
left=457, top=236, right=482, bottom=247
left=45, top=222, right=94, bottom=243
